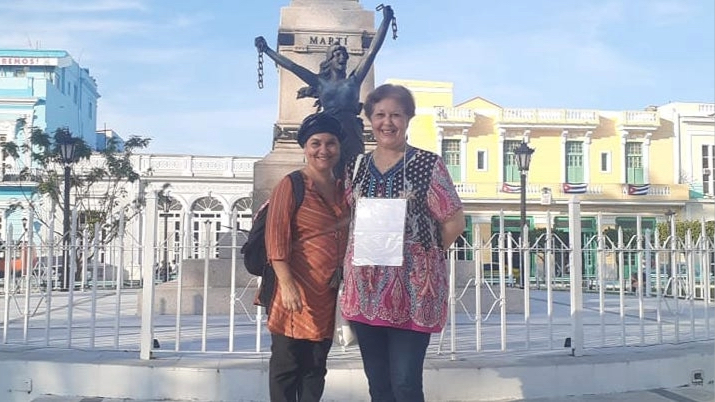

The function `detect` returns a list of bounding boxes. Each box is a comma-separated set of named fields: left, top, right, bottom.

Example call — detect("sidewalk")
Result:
left=518, top=386, right=715, bottom=401
left=27, top=385, right=715, bottom=402
left=1, top=289, right=712, bottom=402
left=2, top=337, right=711, bottom=402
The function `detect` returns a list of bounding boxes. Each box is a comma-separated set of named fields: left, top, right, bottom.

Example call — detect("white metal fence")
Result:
left=1, top=200, right=713, bottom=361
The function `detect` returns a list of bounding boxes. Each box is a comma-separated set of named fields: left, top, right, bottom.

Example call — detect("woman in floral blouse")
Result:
left=341, top=84, right=465, bottom=402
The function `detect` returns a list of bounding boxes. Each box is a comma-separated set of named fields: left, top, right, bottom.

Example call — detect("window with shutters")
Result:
left=565, top=141, right=584, bottom=182
left=503, top=140, right=520, bottom=182
left=625, top=142, right=644, bottom=184
left=441, top=139, right=461, bottom=181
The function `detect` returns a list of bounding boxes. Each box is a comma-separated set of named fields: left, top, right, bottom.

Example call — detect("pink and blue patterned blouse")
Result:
left=340, top=146, right=463, bottom=333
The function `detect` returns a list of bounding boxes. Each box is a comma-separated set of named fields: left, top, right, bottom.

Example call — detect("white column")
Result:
left=643, top=133, right=652, bottom=183
left=498, top=129, right=506, bottom=183
left=140, top=189, right=158, bottom=360
left=708, top=145, right=714, bottom=196
left=568, top=197, right=583, bottom=356
left=184, top=209, right=193, bottom=260
left=673, top=111, right=682, bottom=183
left=620, top=130, right=628, bottom=183
left=688, top=127, right=694, bottom=185
left=561, top=130, right=568, bottom=183
left=583, top=131, right=592, bottom=183
left=460, top=130, right=468, bottom=182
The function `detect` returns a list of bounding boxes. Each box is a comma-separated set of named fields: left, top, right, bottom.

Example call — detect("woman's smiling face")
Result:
left=369, top=97, right=410, bottom=151
left=304, top=132, right=341, bottom=171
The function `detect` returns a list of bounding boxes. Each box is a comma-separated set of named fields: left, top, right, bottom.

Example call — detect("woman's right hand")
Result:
left=254, top=36, right=268, bottom=52
left=280, top=280, right=303, bottom=312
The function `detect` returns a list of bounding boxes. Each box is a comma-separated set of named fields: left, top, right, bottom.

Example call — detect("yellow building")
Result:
left=389, top=79, right=713, bottom=278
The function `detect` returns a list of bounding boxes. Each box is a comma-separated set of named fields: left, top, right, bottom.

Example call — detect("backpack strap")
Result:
left=257, top=170, right=305, bottom=314
left=352, top=154, right=364, bottom=183
left=288, top=170, right=305, bottom=212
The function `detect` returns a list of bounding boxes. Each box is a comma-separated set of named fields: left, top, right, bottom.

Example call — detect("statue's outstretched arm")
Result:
left=352, top=5, right=394, bottom=83
left=255, top=36, right=318, bottom=87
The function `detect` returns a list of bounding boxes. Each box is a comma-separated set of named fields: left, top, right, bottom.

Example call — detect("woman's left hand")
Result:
left=441, top=209, right=466, bottom=250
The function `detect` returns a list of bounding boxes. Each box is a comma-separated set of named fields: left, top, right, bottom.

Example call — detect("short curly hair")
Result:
left=363, top=84, right=416, bottom=120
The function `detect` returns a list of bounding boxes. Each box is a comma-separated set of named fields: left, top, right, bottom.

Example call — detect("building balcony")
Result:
left=133, top=154, right=260, bottom=179
left=497, top=108, right=599, bottom=126
left=455, top=181, right=689, bottom=202
left=618, top=110, right=660, bottom=128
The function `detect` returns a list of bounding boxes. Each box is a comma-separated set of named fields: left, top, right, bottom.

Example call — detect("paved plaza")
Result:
left=27, top=385, right=715, bottom=401
left=0, top=288, right=712, bottom=401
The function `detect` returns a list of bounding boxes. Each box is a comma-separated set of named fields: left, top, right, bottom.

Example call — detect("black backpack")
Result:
left=241, top=170, right=305, bottom=311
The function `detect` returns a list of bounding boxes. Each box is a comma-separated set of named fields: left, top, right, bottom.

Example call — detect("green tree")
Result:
left=656, top=220, right=715, bottom=242
left=2, top=122, right=151, bottom=277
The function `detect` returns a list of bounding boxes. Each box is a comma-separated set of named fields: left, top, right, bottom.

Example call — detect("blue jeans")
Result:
left=352, top=321, right=431, bottom=402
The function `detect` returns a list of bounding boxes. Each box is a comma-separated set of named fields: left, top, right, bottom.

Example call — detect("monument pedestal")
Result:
left=138, top=259, right=258, bottom=315
left=252, top=140, right=306, bottom=208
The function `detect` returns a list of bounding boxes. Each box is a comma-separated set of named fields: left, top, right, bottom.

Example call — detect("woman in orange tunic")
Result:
left=265, top=112, right=350, bottom=402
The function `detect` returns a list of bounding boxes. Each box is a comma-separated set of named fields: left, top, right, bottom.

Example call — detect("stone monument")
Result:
left=252, top=0, right=396, bottom=206
left=139, top=1, right=397, bottom=317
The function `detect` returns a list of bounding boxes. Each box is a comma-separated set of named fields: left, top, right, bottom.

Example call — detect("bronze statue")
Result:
left=255, top=4, right=396, bottom=173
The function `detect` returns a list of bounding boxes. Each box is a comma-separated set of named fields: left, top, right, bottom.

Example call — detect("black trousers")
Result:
left=269, top=333, right=333, bottom=402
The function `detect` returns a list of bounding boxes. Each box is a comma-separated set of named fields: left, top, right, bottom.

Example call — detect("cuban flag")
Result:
left=627, top=183, right=651, bottom=195
left=562, top=183, right=588, bottom=194
left=501, top=183, right=521, bottom=193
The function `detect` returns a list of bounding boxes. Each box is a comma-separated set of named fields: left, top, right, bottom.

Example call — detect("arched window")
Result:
left=191, top=196, right=224, bottom=259
left=232, top=197, right=253, bottom=231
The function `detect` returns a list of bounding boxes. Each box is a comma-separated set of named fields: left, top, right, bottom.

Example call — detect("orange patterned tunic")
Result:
left=266, top=172, right=350, bottom=341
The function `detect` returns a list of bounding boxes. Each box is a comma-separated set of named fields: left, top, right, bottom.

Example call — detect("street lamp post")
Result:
left=59, top=137, right=77, bottom=290
left=514, top=141, right=535, bottom=288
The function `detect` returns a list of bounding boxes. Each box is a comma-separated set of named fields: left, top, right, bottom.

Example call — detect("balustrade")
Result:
left=500, top=108, right=598, bottom=125
left=621, top=110, right=659, bottom=126
left=454, top=182, right=686, bottom=200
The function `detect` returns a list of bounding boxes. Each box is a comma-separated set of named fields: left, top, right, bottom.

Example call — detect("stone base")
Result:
left=140, top=257, right=526, bottom=315
left=153, top=284, right=256, bottom=315
left=138, top=259, right=259, bottom=315
left=252, top=141, right=306, bottom=209
left=459, top=284, right=525, bottom=314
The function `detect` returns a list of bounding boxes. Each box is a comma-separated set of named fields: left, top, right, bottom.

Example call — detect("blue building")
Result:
left=0, top=49, right=100, bottom=146
left=0, top=49, right=101, bottom=241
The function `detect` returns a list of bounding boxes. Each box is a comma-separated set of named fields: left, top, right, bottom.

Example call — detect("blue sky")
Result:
left=0, top=0, right=712, bottom=157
